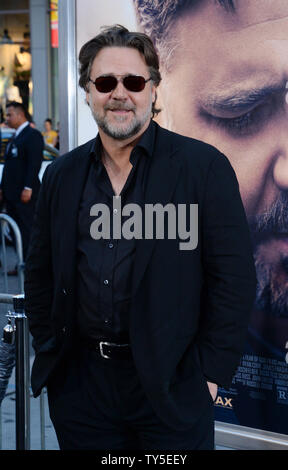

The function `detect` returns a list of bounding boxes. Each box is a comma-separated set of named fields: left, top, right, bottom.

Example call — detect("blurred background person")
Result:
left=0, top=101, right=44, bottom=272
left=42, top=118, right=58, bottom=147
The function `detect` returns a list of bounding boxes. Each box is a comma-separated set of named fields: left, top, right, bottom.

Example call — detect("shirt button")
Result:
left=113, top=208, right=118, bottom=214
left=104, top=319, right=109, bottom=324
left=108, top=243, right=114, bottom=249
left=103, top=279, right=109, bottom=285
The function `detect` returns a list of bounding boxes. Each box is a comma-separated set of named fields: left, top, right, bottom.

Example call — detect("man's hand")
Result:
left=207, top=381, right=218, bottom=402
left=21, top=188, right=32, bottom=203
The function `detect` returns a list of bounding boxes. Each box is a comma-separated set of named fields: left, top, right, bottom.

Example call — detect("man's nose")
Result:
left=110, top=80, right=127, bottom=99
left=273, top=129, right=288, bottom=190
left=273, top=88, right=288, bottom=189
left=273, top=151, right=288, bottom=189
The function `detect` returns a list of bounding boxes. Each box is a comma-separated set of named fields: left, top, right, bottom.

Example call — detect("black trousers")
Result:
left=47, top=346, right=215, bottom=450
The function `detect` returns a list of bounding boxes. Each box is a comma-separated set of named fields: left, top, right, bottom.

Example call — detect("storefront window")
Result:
left=0, top=11, right=31, bottom=113
left=0, top=1, right=59, bottom=160
left=0, top=5, right=31, bottom=159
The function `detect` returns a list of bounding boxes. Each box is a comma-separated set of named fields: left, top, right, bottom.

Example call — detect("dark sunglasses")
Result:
left=89, top=75, right=152, bottom=93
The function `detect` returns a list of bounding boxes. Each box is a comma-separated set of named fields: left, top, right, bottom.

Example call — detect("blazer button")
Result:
left=62, top=288, right=67, bottom=295
left=62, top=326, right=66, bottom=334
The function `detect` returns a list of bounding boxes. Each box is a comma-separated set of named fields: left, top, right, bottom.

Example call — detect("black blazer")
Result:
left=25, top=121, right=256, bottom=430
left=1, top=124, right=44, bottom=201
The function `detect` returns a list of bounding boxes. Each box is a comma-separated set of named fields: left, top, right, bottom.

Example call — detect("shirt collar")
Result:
left=134, top=119, right=156, bottom=158
left=89, top=120, right=156, bottom=163
left=15, top=121, right=29, bottom=137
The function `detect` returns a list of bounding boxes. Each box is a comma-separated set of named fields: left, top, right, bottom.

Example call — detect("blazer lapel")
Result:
left=132, top=126, right=182, bottom=295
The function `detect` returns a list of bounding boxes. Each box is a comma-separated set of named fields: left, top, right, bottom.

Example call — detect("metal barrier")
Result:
left=0, top=213, right=51, bottom=450
left=0, top=294, right=15, bottom=451
left=0, top=214, right=30, bottom=450
left=2, top=295, right=30, bottom=450
left=0, top=214, right=24, bottom=294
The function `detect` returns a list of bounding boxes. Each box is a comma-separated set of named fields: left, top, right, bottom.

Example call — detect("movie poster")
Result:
left=78, top=0, right=288, bottom=436
left=131, top=0, right=288, bottom=436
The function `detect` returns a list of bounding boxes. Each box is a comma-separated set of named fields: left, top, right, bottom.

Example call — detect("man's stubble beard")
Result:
left=249, top=191, right=288, bottom=317
left=91, top=100, right=152, bottom=141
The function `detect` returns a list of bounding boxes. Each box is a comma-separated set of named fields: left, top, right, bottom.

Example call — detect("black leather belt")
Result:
left=83, top=339, right=132, bottom=360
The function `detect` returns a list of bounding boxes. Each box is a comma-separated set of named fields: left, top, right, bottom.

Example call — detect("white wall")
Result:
left=30, top=0, right=50, bottom=130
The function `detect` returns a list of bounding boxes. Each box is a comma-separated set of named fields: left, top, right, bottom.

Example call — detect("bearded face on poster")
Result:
left=133, top=0, right=288, bottom=432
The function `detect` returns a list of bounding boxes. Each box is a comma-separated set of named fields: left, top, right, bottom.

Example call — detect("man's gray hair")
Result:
left=79, top=24, right=162, bottom=117
left=133, top=0, right=235, bottom=69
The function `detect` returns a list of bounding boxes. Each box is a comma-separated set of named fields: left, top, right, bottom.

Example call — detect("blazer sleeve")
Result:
left=197, top=152, right=257, bottom=389
left=24, top=130, right=44, bottom=189
left=24, top=164, right=56, bottom=354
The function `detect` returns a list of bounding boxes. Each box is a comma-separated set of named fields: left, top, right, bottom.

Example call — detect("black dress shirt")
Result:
left=76, top=121, right=156, bottom=342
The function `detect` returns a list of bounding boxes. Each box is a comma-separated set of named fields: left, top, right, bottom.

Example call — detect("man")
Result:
left=0, top=101, right=44, bottom=266
left=25, top=25, right=256, bottom=450
left=133, top=0, right=288, bottom=433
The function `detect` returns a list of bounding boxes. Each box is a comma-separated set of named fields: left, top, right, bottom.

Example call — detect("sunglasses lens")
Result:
left=94, top=75, right=148, bottom=93
left=95, top=76, right=118, bottom=93
left=123, top=76, right=146, bottom=92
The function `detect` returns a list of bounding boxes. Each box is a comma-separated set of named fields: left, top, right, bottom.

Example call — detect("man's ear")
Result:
left=151, top=83, right=157, bottom=107
left=153, top=84, right=164, bottom=125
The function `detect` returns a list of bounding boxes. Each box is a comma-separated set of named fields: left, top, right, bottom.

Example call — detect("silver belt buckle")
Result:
left=99, top=341, right=111, bottom=359
left=99, top=341, right=130, bottom=359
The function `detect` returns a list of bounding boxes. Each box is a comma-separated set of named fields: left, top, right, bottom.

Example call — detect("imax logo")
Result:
left=214, top=396, right=233, bottom=408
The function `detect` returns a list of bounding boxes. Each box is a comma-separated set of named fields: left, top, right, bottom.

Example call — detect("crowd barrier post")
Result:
left=0, top=213, right=24, bottom=294
left=4, top=295, right=30, bottom=450
left=0, top=214, right=30, bottom=449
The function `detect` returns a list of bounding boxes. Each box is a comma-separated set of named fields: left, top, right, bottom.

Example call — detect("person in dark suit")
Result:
left=24, top=25, right=256, bottom=450
left=0, top=101, right=44, bottom=269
